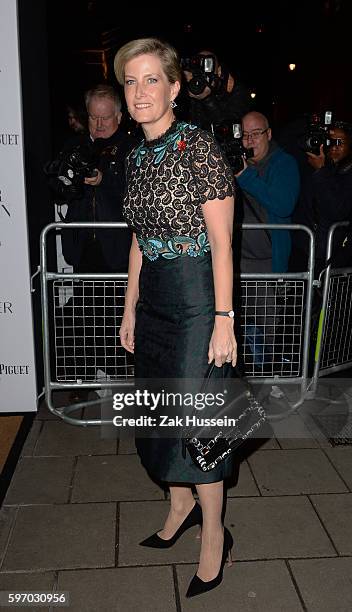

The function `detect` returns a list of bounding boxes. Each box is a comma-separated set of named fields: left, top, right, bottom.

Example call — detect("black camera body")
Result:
left=211, top=122, right=254, bottom=174
left=300, top=111, right=333, bottom=155
left=57, top=144, right=98, bottom=186
left=181, top=54, right=222, bottom=96
left=45, top=143, right=98, bottom=195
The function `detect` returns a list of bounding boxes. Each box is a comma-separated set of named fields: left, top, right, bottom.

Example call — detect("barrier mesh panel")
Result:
left=320, top=272, right=352, bottom=371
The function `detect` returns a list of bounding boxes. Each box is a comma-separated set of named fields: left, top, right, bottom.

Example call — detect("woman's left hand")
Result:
left=208, top=318, right=237, bottom=368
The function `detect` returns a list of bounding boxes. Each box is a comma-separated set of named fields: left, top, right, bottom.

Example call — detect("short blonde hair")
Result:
left=114, top=38, right=181, bottom=86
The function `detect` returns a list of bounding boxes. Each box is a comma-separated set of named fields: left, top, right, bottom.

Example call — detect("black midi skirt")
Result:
left=134, top=253, right=236, bottom=484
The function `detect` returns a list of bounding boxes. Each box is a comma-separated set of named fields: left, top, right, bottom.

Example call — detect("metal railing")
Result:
left=312, top=222, right=352, bottom=392
left=41, top=223, right=315, bottom=425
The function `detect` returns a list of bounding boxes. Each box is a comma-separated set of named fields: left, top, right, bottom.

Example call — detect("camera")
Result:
left=211, top=122, right=254, bottom=174
left=45, top=143, right=98, bottom=192
left=181, top=54, right=221, bottom=96
left=300, top=111, right=333, bottom=155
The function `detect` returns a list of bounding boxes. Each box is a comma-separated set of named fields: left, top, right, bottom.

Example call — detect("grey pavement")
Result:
left=1, top=396, right=352, bottom=612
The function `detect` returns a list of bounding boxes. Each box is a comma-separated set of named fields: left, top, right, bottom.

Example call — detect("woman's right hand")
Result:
left=119, top=310, right=136, bottom=353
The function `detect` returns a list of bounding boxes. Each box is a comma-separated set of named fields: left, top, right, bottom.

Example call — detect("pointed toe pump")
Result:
left=186, top=527, right=233, bottom=598
left=139, top=501, right=202, bottom=549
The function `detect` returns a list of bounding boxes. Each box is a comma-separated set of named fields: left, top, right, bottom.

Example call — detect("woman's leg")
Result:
left=195, top=481, right=225, bottom=580
left=158, top=484, right=195, bottom=540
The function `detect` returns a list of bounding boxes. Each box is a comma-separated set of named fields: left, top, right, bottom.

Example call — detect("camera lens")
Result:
left=307, top=135, right=321, bottom=149
left=188, top=76, right=208, bottom=96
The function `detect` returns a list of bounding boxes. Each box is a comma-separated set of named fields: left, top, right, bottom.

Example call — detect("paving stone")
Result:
left=325, top=447, right=352, bottom=490
left=1, top=503, right=116, bottom=571
left=33, top=421, right=116, bottom=456
left=290, top=557, right=352, bottom=612
left=3, top=457, right=74, bottom=505
left=225, top=496, right=335, bottom=560
left=227, top=461, right=260, bottom=497
left=176, top=560, right=303, bottom=611
left=257, top=437, right=280, bottom=450
left=57, top=566, right=176, bottom=612
left=118, top=501, right=201, bottom=566
left=0, top=507, right=17, bottom=569
left=71, top=455, right=164, bottom=502
left=315, top=435, right=334, bottom=449
left=248, top=449, right=347, bottom=495
left=0, top=572, right=55, bottom=612
left=310, top=493, right=352, bottom=554
left=20, top=421, right=42, bottom=457
left=278, top=438, right=320, bottom=449
left=272, top=414, right=319, bottom=449
left=118, top=435, right=137, bottom=454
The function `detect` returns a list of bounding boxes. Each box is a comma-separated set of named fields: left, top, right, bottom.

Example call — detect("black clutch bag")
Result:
left=183, top=363, right=267, bottom=472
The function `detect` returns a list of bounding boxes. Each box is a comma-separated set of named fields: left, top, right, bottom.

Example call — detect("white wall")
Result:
left=0, top=0, right=37, bottom=412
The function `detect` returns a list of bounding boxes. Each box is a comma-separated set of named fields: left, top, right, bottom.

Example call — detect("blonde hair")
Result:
left=114, top=38, right=181, bottom=85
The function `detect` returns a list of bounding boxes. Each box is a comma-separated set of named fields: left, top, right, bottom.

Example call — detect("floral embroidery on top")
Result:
left=137, top=232, right=210, bottom=261
left=132, top=121, right=196, bottom=167
left=124, top=122, right=235, bottom=260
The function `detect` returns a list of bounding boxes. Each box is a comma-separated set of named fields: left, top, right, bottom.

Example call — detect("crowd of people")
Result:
left=46, top=37, right=352, bottom=599
left=49, top=48, right=352, bottom=280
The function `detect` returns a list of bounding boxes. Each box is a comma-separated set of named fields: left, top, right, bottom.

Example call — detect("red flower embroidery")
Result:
left=177, top=139, right=187, bottom=152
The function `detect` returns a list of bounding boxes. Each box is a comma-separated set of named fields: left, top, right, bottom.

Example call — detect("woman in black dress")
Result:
left=115, top=38, right=237, bottom=597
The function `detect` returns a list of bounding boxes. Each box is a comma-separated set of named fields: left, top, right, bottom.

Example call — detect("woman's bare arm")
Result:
left=119, top=233, right=142, bottom=353
left=202, top=195, right=237, bottom=367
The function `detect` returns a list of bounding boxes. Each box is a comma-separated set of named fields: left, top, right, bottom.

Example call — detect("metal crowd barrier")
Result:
left=40, top=223, right=315, bottom=426
left=40, top=222, right=134, bottom=426
left=239, top=224, right=314, bottom=422
left=312, top=221, right=352, bottom=393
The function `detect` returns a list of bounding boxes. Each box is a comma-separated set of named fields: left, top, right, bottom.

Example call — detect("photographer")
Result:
left=235, top=111, right=300, bottom=273
left=290, top=121, right=352, bottom=274
left=182, top=49, right=252, bottom=130
left=234, top=112, right=300, bottom=374
left=47, top=84, right=135, bottom=273
left=46, top=85, right=135, bottom=400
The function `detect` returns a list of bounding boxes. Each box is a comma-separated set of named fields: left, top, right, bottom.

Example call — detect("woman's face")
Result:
left=124, top=53, right=179, bottom=137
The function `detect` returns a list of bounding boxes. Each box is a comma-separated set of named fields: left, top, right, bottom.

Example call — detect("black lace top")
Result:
left=123, top=121, right=235, bottom=260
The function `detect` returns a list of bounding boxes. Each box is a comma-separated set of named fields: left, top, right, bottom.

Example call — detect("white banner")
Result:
left=0, top=0, right=37, bottom=412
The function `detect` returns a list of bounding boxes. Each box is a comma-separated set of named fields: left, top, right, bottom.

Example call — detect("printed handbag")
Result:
left=183, top=363, right=267, bottom=472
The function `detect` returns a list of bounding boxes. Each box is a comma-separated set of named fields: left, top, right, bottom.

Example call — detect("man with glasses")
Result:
left=235, top=111, right=300, bottom=274
left=235, top=112, right=300, bottom=375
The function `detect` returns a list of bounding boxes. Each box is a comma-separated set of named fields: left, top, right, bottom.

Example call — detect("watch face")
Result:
left=228, top=310, right=235, bottom=318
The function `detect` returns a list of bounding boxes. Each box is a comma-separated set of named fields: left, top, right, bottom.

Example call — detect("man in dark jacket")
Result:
left=52, top=84, right=134, bottom=273
left=47, top=85, right=135, bottom=395
left=290, top=122, right=352, bottom=275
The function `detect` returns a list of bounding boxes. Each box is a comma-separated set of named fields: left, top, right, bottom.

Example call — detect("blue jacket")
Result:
left=237, top=145, right=300, bottom=272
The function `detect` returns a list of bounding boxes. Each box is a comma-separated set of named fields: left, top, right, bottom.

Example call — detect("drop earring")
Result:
left=170, top=100, right=177, bottom=109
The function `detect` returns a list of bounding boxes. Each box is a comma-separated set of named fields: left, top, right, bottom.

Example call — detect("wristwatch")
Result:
left=215, top=310, right=235, bottom=318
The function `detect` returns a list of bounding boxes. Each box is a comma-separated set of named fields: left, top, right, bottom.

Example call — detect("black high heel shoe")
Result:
left=139, top=502, right=202, bottom=549
left=186, top=527, right=233, bottom=598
